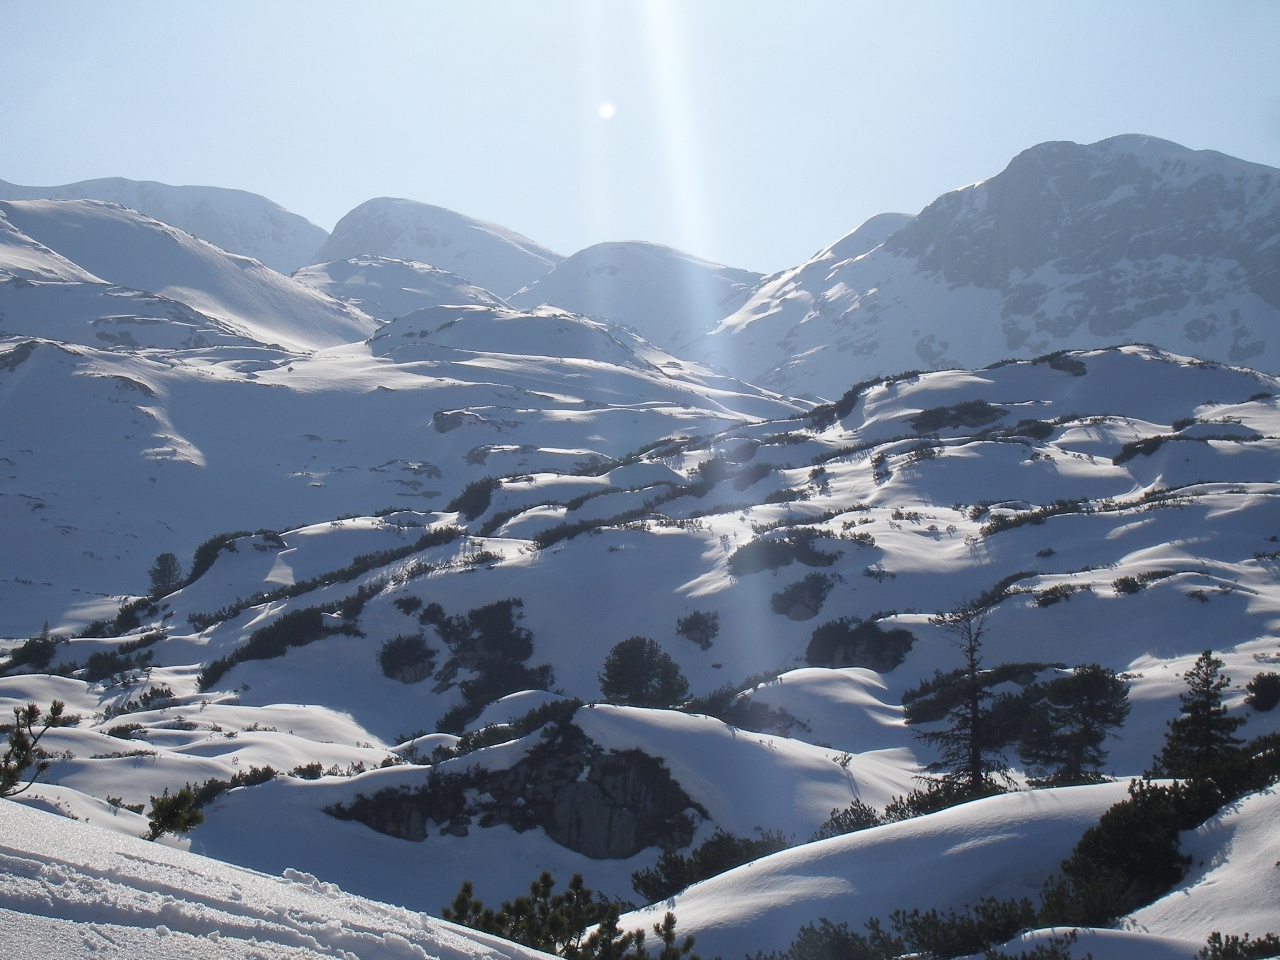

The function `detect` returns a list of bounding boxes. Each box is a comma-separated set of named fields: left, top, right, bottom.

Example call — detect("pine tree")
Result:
left=599, top=637, right=689, bottom=708
left=1153, top=650, right=1246, bottom=783
left=1018, top=664, right=1130, bottom=785
left=1, top=700, right=64, bottom=797
left=148, top=552, right=183, bottom=598
left=903, top=601, right=1055, bottom=801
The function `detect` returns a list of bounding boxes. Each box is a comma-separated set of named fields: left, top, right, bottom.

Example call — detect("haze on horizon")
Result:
left=2, top=0, right=1278, bottom=273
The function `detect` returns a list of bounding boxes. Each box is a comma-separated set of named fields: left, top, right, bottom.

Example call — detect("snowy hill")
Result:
left=293, top=256, right=505, bottom=320
left=0, top=199, right=377, bottom=351
left=700, top=136, right=1280, bottom=398
left=507, top=242, right=761, bottom=353
left=4, top=344, right=1279, bottom=958
left=0, top=176, right=328, bottom=275
left=315, top=198, right=562, bottom=298
left=0, top=298, right=796, bottom=635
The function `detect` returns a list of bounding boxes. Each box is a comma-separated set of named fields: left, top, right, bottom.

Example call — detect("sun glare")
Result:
left=597, top=100, right=617, bottom=120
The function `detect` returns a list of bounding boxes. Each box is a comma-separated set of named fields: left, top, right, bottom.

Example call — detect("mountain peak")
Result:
left=314, top=197, right=561, bottom=297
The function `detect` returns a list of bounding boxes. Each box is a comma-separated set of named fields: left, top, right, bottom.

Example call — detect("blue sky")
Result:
left=3, top=1, right=1278, bottom=272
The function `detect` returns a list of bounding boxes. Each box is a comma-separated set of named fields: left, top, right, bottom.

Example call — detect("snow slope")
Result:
left=315, top=199, right=562, bottom=298
left=618, top=783, right=1132, bottom=957
left=0, top=306, right=797, bottom=634
left=508, top=242, right=761, bottom=353
left=0, top=177, right=328, bottom=275
left=0, top=199, right=376, bottom=351
left=699, top=136, right=1280, bottom=398
left=293, top=256, right=505, bottom=320
left=0, top=799, right=550, bottom=960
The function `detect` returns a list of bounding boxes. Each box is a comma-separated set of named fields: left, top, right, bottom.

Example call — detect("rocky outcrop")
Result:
left=326, top=716, right=701, bottom=860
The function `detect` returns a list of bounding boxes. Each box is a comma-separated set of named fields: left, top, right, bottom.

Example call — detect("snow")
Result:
left=0, top=199, right=377, bottom=352
left=0, top=800, right=550, bottom=960
left=293, top=256, right=505, bottom=320
left=0, top=176, right=329, bottom=275
left=619, top=783, right=1133, bottom=958
left=508, top=241, right=761, bottom=353
left=314, top=198, right=561, bottom=298
left=2, top=134, right=1279, bottom=960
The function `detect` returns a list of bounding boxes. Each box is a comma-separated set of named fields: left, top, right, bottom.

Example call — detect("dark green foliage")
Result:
left=145, top=786, right=204, bottom=840
left=1039, top=777, right=1224, bottom=924
left=148, top=552, right=183, bottom=597
left=903, top=605, right=1055, bottom=795
left=1245, top=672, right=1280, bottom=712
left=394, top=595, right=423, bottom=616
left=290, top=762, right=324, bottom=779
left=728, top=530, right=841, bottom=576
left=631, top=828, right=789, bottom=902
left=771, top=573, right=836, bottom=621
left=675, top=611, right=719, bottom=650
left=3, top=630, right=59, bottom=673
left=978, top=500, right=1084, bottom=538
left=443, top=872, right=692, bottom=960
left=1152, top=650, right=1247, bottom=783
left=810, top=799, right=882, bottom=841
left=600, top=637, right=689, bottom=708
left=1113, top=435, right=1168, bottom=465
left=1008, top=419, right=1055, bottom=440
left=1017, top=664, right=1130, bottom=785
left=378, top=633, right=437, bottom=683
left=677, top=670, right=783, bottom=720
left=1199, top=931, right=1280, bottom=960
left=534, top=507, right=651, bottom=549
left=732, top=461, right=776, bottom=491
left=755, top=917, right=901, bottom=960
left=448, top=477, right=502, bottom=520
left=910, top=400, right=1007, bottom=434
left=2, top=700, right=64, bottom=797
left=804, top=617, right=914, bottom=671
left=82, top=648, right=154, bottom=684
left=186, top=526, right=460, bottom=630
left=198, top=600, right=362, bottom=690
left=1112, top=576, right=1142, bottom=594
left=764, top=487, right=807, bottom=504
left=431, top=599, right=555, bottom=734
left=880, top=778, right=1006, bottom=822
left=1033, top=584, right=1076, bottom=607
left=185, top=531, right=253, bottom=587
left=106, top=722, right=144, bottom=740
left=189, top=765, right=278, bottom=808
left=757, top=911, right=1078, bottom=960
left=1039, top=352, right=1087, bottom=377
left=890, top=897, right=1038, bottom=959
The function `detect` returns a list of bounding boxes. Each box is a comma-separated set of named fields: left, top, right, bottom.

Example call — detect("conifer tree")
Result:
left=1018, top=664, right=1130, bottom=785
left=148, top=552, right=183, bottom=597
left=1152, top=650, right=1246, bottom=783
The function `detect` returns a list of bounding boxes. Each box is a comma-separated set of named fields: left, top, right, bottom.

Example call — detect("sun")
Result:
left=597, top=100, right=617, bottom=120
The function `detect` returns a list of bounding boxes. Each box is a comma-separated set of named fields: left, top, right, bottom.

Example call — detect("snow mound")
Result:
left=0, top=799, right=547, bottom=960
left=316, top=198, right=561, bottom=298
left=619, top=783, right=1132, bottom=958
left=0, top=176, right=328, bottom=275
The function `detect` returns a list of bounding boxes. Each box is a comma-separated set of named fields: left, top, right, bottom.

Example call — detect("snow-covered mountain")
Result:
left=0, top=199, right=377, bottom=351
left=4, top=137, right=1280, bottom=960
left=315, top=198, right=562, bottom=298
left=0, top=177, right=328, bottom=275
left=700, top=136, right=1280, bottom=398
left=293, top=256, right=506, bottom=320
left=508, top=241, right=762, bottom=353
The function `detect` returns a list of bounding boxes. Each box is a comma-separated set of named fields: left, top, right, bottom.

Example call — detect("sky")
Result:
left=2, top=1, right=1279, bottom=274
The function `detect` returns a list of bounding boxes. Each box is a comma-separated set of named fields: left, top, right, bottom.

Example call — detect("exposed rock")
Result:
left=325, top=715, right=700, bottom=860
